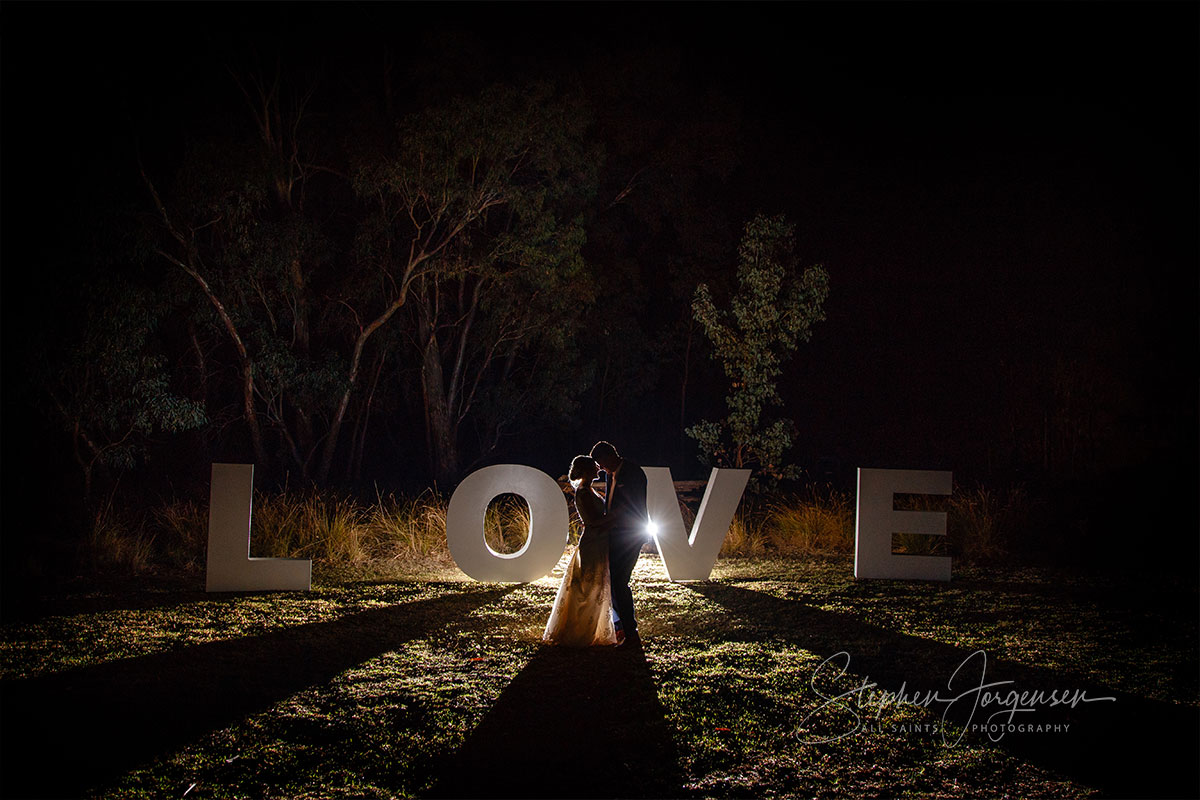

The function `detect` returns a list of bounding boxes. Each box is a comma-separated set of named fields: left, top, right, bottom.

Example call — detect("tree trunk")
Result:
left=317, top=292, right=407, bottom=484
left=143, top=171, right=271, bottom=471
left=347, top=347, right=387, bottom=484
left=421, top=330, right=459, bottom=489
left=242, top=362, right=268, bottom=466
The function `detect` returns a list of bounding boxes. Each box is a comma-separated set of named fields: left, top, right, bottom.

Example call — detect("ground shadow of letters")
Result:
left=1, top=586, right=515, bottom=799
left=689, top=583, right=1199, bottom=800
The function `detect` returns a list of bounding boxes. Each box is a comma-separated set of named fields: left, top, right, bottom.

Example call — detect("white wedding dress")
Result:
left=543, top=486, right=618, bottom=647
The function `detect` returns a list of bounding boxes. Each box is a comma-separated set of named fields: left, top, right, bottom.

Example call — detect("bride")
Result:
left=543, top=455, right=619, bottom=647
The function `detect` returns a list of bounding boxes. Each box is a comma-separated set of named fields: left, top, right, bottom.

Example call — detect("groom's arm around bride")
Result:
left=590, top=441, right=648, bottom=643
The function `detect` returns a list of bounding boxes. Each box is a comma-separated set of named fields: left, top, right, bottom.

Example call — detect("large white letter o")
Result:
left=446, top=464, right=569, bottom=582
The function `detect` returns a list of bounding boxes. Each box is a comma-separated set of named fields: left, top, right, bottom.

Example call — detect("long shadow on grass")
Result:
left=428, top=640, right=683, bottom=799
left=4, top=583, right=213, bottom=622
left=690, top=583, right=1200, bottom=800
left=0, top=585, right=515, bottom=799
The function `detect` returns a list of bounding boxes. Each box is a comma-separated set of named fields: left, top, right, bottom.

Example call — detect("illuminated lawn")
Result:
left=1, top=555, right=1196, bottom=799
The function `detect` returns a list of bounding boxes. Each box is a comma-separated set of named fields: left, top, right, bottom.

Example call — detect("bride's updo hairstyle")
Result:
left=568, top=455, right=597, bottom=488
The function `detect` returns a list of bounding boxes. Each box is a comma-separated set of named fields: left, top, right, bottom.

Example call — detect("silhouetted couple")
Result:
left=543, top=441, right=648, bottom=648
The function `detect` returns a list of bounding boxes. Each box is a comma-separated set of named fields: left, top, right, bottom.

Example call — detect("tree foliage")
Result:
left=40, top=279, right=207, bottom=503
left=140, top=97, right=344, bottom=482
left=687, top=214, right=829, bottom=488
left=354, top=83, right=599, bottom=486
left=33, top=47, right=753, bottom=501
left=71, top=71, right=607, bottom=492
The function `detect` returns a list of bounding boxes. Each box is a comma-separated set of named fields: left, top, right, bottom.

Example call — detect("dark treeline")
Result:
left=3, top=4, right=1196, bottom=581
left=10, top=13, right=756, bottom=516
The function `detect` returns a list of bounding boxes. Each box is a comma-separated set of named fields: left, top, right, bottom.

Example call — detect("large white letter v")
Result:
left=644, top=467, right=751, bottom=581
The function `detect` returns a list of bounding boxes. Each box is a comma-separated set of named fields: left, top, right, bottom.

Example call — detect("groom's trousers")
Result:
left=609, top=527, right=643, bottom=633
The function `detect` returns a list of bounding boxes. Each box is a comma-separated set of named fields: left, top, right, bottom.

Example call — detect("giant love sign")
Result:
left=204, top=463, right=953, bottom=591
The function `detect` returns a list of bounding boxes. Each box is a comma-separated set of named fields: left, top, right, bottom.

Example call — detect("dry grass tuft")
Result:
left=765, top=490, right=855, bottom=554
left=153, top=500, right=208, bottom=569
left=366, top=490, right=453, bottom=564
left=948, top=484, right=1029, bottom=562
left=85, top=508, right=157, bottom=572
left=891, top=484, right=1031, bottom=561
left=719, top=512, right=770, bottom=558
left=483, top=494, right=532, bottom=556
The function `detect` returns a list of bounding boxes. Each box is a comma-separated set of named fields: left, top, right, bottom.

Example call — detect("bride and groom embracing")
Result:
left=543, top=440, right=648, bottom=649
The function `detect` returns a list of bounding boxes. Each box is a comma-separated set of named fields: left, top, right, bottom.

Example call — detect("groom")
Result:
left=590, top=440, right=649, bottom=646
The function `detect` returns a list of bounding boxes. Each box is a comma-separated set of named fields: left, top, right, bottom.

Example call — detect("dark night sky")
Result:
left=2, top=2, right=1197, bottom=502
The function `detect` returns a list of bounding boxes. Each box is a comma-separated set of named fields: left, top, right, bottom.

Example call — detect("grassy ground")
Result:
left=1, top=554, right=1196, bottom=799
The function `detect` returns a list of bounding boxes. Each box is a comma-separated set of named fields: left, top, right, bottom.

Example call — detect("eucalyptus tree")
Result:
left=352, top=82, right=600, bottom=486
left=140, top=71, right=346, bottom=482
left=687, top=214, right=830, bottom=488
left=135, top=61, right=604, bottom=487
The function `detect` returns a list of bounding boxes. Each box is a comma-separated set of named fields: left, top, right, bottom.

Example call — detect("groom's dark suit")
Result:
left=605, top=459, right=648, bottom=636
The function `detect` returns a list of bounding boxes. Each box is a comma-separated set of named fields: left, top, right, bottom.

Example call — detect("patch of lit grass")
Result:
left=645, top=634, right=1092, bottom=799
left=0, top=583, right=459, bottom=681
left=104, top=635, right=537, bottom=799
left=2, top=555, right=1194, bottom=798
left=713, top=556, right=1198, bottom=707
